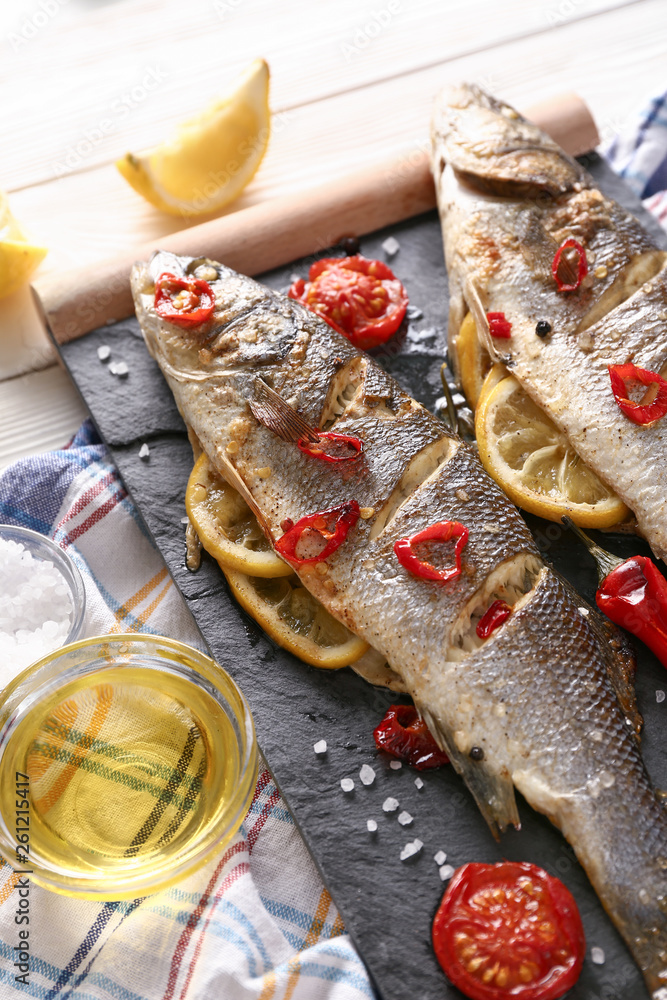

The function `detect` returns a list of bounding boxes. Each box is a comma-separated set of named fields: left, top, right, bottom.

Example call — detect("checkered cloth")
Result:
left=0, top=422, right=373, bottom=999
left=605, top=89, right=667, bottom=231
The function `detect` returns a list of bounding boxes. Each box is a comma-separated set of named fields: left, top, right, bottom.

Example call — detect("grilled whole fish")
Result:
left=132, top=251, right=667, bottom=996
left=431, top=83, right=667, bottom=560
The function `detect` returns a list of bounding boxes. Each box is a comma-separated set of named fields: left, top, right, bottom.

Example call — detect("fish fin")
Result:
left=420, top=708, right=520, bottom=839
left=249, top=378, right=320, bottom=443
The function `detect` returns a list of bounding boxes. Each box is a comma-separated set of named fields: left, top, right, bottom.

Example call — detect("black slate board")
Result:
left=56, top=154, right=667, bottom=1000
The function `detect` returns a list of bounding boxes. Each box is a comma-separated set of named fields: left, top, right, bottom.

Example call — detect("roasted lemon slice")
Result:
left=222, top=568, right=369, bottom=669
left=185, top=453, right=292, bottom=578
left=0, top=192, right=47, bottom=299
left=117, top=59, right=270, bottom=216
left=455, top=312, right=493, bottom=410
left=475, top=375, right=629, bottom=528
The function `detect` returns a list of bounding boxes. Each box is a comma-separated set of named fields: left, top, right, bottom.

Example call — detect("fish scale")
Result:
left=133, top=247, right=667, bottom=997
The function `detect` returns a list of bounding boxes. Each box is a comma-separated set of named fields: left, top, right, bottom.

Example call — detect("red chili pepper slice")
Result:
left=373, top=704, right=449, bottom=769
left=287, top=255, right=408, bottom=350
left=551, top=237, right=588, bottom=292
left=476, top=599, right=512, bottom=639
left=155, top=272, right=215, bottom=328
left=433, top=861, right=585, bottom=1000
left=597, top=556, right=667, bottom=668
left=297, top=432, right=363, bottom=463
left=275, top=501, right=360, bottom=566
left=608, top=362, right=667, bottom=426
left=394, top=521, right=468, bottom=583
left=486, top=312, right=512, bottom=338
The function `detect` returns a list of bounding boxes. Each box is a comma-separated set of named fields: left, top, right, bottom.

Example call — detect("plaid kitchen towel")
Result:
left=605, top=89, right=667, bottom=230
left=0, top=421, right=373, bottom=1000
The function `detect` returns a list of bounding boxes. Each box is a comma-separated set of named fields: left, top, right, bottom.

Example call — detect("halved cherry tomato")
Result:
left=155, top=272, right=215, bottom=328
left=432, top=861, right=585, bottom=1000
left=288, top=255, right=408, bottom=350
left=373, top=703, right=449, bottom=769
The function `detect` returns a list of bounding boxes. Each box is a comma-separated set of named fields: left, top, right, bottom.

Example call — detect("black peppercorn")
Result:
left=340, top=235, right=360, bottom=255
left=536, top=320, right=552, bottom=338
left=469, top=746, right=484, bottom=761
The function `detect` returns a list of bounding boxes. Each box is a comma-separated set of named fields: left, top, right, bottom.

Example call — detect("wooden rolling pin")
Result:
left=34, top=92, right=598, bottom=345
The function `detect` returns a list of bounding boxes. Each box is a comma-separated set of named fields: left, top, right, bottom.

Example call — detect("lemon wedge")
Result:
left=185, top=453, right=292, bottom=578
left=475, top=374, right=629, bottom=528
left=0, top=193, right=47, bottom=299
left=455, top=311, right=493, bottom=410
left=221, top=567, right=369, bottom=669
left=117, top=59, right=270, bottom=216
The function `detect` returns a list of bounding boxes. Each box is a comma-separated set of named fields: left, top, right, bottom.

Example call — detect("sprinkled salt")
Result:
left=383, top=797, right=399, bottom=812
left=180, top=517, right=190, bottom=524
left=382, top=236, right=400, bottom=257
left=340, top=777, right=354, bottom=793
left=366, top=819, right=377, bottom=833
left=109, top=361, right=129, bottom=377
left=591, top=946, right=605, bottom=965
left=657, top=690, right=666, bottom=704
left=138, top=443, right=150, bottom=460
left=414, top=777, right=424, bottom=789
left=360, top=764, right=375, bottom=786
left=389, top=760, right=402, bottom=770
left=0, top=538, right=73, bottom=679
left=400, top=839, right=423, bottom=862
left=313, top=739, right=327, bottom=754
left=439, top=864, right=455, bottom=881
left=397, top=810, right=413, bottom=826
left=97, top=344, right=111, bottom=361
left=434, top=850, right=447, bottom=866
left=406, top=305, right=423, bottom=321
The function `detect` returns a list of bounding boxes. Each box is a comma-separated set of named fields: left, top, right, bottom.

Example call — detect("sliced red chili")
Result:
left=297, top=432, right=363, bottom=463
left=394, top=521, right=468, bottom=583
left=476, top=599, right=512, bottom=639
left=433, top=861, right=585, bottom=1000
left=155, top=272, right=215, bottom=328
left=608, top=362, right=667, bottom=426
left=288, top=255, right=408, bottom=350
left=373, top=704, right=449, bottom=770
left=552, top=237, right=588, bottom=292
left=486, top=312, right=512, bottom=338
left=275, top=501, right=360, bottom=566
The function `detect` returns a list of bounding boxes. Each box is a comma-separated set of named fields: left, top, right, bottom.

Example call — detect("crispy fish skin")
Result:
left=132, top=251, right=667, bottom=996
left=431, top=82, right=667, bottom=561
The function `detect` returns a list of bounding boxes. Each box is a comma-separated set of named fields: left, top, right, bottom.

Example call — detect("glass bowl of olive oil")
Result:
left=0, top=634, right=257, bottom=899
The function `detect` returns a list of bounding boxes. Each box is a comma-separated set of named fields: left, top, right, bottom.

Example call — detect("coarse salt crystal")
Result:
left=382, top=236, right=400, bottom=257
left=439, top=864, right=455, bottom=881
left=366, top=819, right=377, bottom=833
left=360, top=764, right=375, bottom=786
left=97, top=345, right=111, bottom=361
left=313, top=739, right=327, bottom=754
left=397, top=811, right=413, bottom=826
left=434, top=850, right=447, bottom=866
left=657, top=690, right=666, bottom=704
left=414, top=777, right=424, bottom=789
left=340, top=777, right=355, bottom=793
left=406, top=305, right=423, bottom=321
left=400, top=839, right=423, bottom=861
left=383, top=797, right=399, bottom=812
left=389, top=760, right=402, bottom=770
left=591, top=946, right=605, bottom=965
left=181, top=517, right=190, bottom=524
left=109, top=361, right=129, bottom=377
left=290, top=272, right=301, bottom=283
left=138, top=443, right=150, bottom=460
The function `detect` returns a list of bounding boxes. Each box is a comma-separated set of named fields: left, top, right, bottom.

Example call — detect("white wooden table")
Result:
left=1, top=0, right=665, bottom=469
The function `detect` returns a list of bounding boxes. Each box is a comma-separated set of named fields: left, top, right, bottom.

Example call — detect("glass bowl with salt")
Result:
left=0, top=525, right=86, bottom=684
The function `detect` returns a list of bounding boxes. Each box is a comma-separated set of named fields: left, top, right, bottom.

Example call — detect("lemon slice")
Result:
left=0, top=193, right=47, bottom=299
left=117, top=59, right=270, bottom=216
left=185, top=453, right=292, bottom=578
left=476, top=362, right=509, bottom=412
left=475, top=374, right=629, bottom=528
left=456, top=311, right=493, bottom=410
left=221, top=567, right=369, bottom=669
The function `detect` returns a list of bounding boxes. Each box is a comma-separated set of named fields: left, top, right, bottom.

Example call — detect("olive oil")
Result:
left=0, top=662, right=250, bottom=896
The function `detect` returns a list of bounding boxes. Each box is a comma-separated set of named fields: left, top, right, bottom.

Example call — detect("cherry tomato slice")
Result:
left=432, top=862, right=585, bottom=1000
left=155, top=272, right=215, bottom=328
left=288, top=255, right=408, bottom=350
